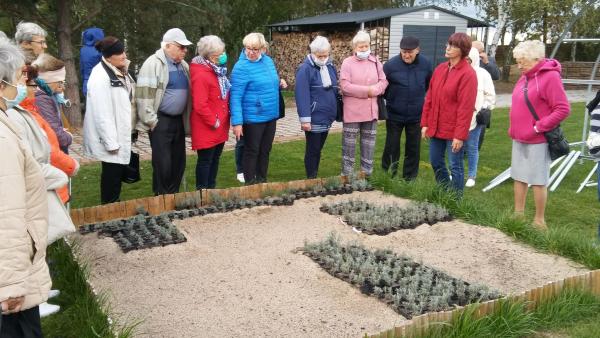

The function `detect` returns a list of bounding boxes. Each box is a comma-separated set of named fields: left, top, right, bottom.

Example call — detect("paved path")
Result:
left=69, top=90, right=591, bottom=164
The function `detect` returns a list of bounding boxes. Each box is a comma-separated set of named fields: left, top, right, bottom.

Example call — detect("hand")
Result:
left=279, top=79, right=288, bottom=89
left=367, top=86, right=373, bottom=98
left=451, top=138, right=463, bottom=153
left=108, top=148, right=119, bottom=154
left=479, top=52, right=489, bottom=64
left=421, top=127, right=429, bottom=140
left=301, top=123, right=311, bottom=131
left=233, top=125, right=243, bottom=141
left=1, top=296, right=25, bottom=314
left=214, top=118, right=221, bottom=129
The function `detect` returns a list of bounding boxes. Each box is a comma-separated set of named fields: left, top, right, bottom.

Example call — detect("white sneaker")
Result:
left=236, top=173, right=245, bottom=183
left=465, top=178, right=476, bottom=187
left=39, top=302, right=60, bottom=317
left=48, top=289, right=60, bottom=299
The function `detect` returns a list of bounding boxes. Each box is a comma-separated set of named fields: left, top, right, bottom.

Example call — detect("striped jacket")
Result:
left=587, top=103, right=600, bottom=160
left=135, top=48, right=191, bottom=133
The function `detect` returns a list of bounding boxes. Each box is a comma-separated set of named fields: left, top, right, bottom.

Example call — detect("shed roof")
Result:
left=268, top=5, right=490, bottom=28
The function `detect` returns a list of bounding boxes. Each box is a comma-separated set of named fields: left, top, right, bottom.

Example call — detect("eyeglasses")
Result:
left=51, top=80, right=66, bottom=87
left=30, top=40, right=47, bottom=46
left=245, top=47, right=261, bottom=54
left=445, top=44, right=459, bottom=50
left=170, top=43, right=187, bottom=51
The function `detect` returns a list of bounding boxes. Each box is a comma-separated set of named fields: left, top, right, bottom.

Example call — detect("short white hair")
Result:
left=0, top=40, right=25, bottom=83
left=513, top=40, right=545, bottom=61
left=243, top=32, right=268, bottom=49
left=352, top=30, right=370, bottom=48
left=0, top=31, right=7, bottom=41
left=310, top=36, right=331, bottom=54
left=15, top=22, right=47, bottom=44
left=196, top=35, right=225, bottom=58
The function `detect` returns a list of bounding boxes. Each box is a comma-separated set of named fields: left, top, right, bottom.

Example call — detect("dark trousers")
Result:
left=101, top=161, right=126, bottom=204
left=304, top=131, right=329, bottom=179
left=242, top=120, right=276, bottom=184
left=235, top=137, right=244, bottom=174
left=195, top=143, right=224, bottom=189
left=381, top=120, right=421, bottom=180
left=478, top=124, right=487, bottom=150
left=149, top=113, right=186, bottom=195
left=0, top=306, right=43, bottom=338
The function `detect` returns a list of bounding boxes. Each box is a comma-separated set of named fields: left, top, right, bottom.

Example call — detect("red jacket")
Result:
left=190, top=63, right=230, bottom=150
left=421, top=58, right=477, bottom=141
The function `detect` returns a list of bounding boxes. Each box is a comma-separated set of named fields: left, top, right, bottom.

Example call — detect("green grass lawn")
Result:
left=47, top=102, right=600, bottom=337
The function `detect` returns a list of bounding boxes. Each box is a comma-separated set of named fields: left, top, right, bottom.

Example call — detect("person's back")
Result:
left=80, top=27, right=104, bottom=97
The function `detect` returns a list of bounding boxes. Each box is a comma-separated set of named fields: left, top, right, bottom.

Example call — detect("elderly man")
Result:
left=15, top=22, right=48, bottom=60
left=381, top=36, right=432, bottom=180
left=136, top=28, right=192, bottom=195
left=472, top=41, right=500, bottom=81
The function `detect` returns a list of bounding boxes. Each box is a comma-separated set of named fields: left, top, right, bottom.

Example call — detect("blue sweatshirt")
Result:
left=294, top=55, right=338, bottom=126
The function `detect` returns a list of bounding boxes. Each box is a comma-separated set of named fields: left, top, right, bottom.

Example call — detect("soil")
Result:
left=75, top=191, right=587, bottom=337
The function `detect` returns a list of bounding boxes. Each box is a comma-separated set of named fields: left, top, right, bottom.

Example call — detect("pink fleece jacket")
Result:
left=340, top=54, right=388, bottom=123
left=509, top=59, right=570, bottom=144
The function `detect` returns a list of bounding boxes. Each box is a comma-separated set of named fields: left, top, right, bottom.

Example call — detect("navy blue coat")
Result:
left=80, top=27, right=104, bottom=97
left=383, top=54, right=432, bottom=123
left=294, top=56, right=338, bottom=126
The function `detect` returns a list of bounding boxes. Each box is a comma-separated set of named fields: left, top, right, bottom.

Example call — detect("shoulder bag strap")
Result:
left=523, top=77, right=540, bottom=121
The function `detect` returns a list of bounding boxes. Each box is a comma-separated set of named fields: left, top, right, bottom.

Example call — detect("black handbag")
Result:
left=476, top=108, right=492, bottom=126
left=279, top=91, right=285, bottom=119
left=336, top=93, right=344, bottom=122
left=122, top=151, right=141, bottom=184
left=523, top=78, right=570, bottom=160
left=375, top=61, right=388, bottom=120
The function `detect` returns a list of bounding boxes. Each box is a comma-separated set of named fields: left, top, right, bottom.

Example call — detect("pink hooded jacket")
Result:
left=340, top=54, right=388, bottom=123
left=509, top=59, right=570, bottom=144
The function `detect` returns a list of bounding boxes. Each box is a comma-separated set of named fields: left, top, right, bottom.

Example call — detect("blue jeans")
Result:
left=429, top=137, right=465, bottom=192
left=465, top=125, right=483, bottom=179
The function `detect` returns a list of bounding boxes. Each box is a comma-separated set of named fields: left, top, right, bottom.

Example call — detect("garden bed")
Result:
left=75, top=191, right=587, bottom=337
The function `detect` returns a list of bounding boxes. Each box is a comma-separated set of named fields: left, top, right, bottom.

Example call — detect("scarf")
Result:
left=310, top=54, right=332, bottom=88
left=192, top=55, right=231, bottom=99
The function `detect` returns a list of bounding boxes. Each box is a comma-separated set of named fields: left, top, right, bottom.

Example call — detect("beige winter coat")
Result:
left=0, top=111, right=51, bottom=311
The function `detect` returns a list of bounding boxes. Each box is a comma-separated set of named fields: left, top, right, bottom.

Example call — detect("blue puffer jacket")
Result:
left=80, top=27, right=104, bottom=97
left=230, top=51, right=280, bottom=125
left=383, top=53, right=432, bottom=123
left=295, top=55, right=338, bottom=126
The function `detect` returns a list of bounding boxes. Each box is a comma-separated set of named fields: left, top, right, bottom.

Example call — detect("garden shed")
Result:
left=268, top=5, right=490, bottom=87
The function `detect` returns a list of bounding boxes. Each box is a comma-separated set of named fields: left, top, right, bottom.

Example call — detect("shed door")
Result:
left=403, top=25, right=455, bottom=66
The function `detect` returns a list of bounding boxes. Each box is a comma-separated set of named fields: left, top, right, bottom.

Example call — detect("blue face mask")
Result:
left=55, top=93, right=71, bottom=107
left=2, top=81, right=28, bottom=109
left=217, top=52, right=227, bottom=66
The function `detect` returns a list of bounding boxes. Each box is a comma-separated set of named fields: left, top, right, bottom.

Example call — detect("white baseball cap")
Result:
left=162, top=28, right=192, bottom=46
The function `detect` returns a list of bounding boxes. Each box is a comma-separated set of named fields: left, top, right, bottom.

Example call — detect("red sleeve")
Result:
left=191, top=68, right=217, bottom=128
left=454, top=69, right=477, bottom=140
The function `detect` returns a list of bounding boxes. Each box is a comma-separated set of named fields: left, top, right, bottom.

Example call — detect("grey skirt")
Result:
left=511, top=140, right=551, bottom=186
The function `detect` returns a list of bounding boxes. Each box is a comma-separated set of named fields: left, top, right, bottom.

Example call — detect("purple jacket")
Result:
left=509, top=59, right=570, bottom=144
left=35, top=90, right=72, bottom=150
left=340, top=54, right=388, bottom=123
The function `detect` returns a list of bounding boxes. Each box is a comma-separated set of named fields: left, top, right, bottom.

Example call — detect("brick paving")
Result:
left=69, top=90, right=591, bottom=164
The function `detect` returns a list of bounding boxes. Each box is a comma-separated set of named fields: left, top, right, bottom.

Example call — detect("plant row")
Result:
left=319, top=199, right=451, bottom=235
left=303, top=234, right=500, bottom=318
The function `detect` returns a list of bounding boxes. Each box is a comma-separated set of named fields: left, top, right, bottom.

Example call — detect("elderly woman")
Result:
left=190, top=35, right=230, bottom=189
left=464, top=47, right=496, bottom=188
left=32, top=54, right=73, bottom=154
left=340, top=30, right=388, bottom=176
left=83, top=36, right=136, bottom=204
left=15, top=21, right=48, bottom=59
left=509, top=40, right=570, bottom=229
left=295, top=36, right=339, bottom=178
left=0, top=40, right=58, bottom=333
left=421, top=33, right=477, bottom=193
left=230, top=32, right=283, bottom=184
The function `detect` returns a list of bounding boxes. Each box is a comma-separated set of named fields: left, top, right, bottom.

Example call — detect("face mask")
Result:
left=2, top=81, right=27, bottom=109
left=55, top=92, right=72, bottom=108
left=217, top=52, right=228, bottom=66
left=313, top=56, right=328, bottom=67
left=356, top=50, right=371, bottom=60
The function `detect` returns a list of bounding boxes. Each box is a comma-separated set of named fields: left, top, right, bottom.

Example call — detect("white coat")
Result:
left=83, top=59, right=135, bottom=164
left=468, top=47, right=496, bottom=131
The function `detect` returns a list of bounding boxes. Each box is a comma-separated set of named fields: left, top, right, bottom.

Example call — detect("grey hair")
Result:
left=0, top=40, right=25, bottom=83
left=310, top=36, right=331, bottom=53
left=0, top=31, right=7, bottom=41
left=15, top=21, right=47, bottom=44
left=196, top=35, right=225, bottom=58
left=513, top=40, right=546, bottom=61
left=352, top=30, right=370, bottom=48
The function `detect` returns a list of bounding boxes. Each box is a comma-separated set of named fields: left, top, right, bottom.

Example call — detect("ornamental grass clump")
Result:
left=320, top=200, right=451, bottom=235
left=304, top=234, right=500, bottom=318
